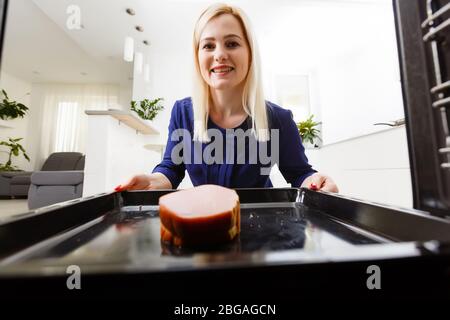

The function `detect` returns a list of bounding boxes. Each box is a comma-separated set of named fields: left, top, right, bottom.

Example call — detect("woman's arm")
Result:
left=276, top=107, right=338, bottom=192
left=116, top=101, right=186, bottom=191
left=276, top=108, right=316, bottom=186
left=115, top=172, right=172, bottom=191
left=151, top=100, right=186, bottom=188
left=300, top=172, right=338, bottom=192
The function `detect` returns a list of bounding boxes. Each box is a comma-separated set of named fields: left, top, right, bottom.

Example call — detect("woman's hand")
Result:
left=115, top=173, right=172, bottom=191
left=301, top=173, right=338, bottom=193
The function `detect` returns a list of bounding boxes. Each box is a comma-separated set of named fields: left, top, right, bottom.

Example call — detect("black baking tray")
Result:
left=0, top=188, right=449, bottom=300
left=0, top=189, right=379, bottom=264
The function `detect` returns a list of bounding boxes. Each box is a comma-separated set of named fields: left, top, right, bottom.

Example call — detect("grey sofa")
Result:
left=27, top=153, right=85, bottom=209
left=0, top=171, right=32, bottom=197
left=0, top=152, right=84, bottom=198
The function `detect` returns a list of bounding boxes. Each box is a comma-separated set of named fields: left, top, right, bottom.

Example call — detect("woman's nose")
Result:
left=214, top=46, right=228, bottom=62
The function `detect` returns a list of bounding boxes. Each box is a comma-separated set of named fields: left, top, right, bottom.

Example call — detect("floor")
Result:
left=0, top=199, right=29, bottom=220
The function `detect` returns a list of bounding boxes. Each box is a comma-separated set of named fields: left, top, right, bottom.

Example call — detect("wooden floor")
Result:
left=0, top=199, right=29, bottom=220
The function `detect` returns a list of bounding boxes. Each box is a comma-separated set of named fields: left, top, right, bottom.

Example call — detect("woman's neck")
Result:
left=209, top=85, right=245, bottom=118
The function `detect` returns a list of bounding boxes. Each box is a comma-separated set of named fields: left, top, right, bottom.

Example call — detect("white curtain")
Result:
left=36, top=84, right=119, bottom=168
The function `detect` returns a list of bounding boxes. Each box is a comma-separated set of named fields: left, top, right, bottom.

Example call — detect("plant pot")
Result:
left=303, top=141, right=320, bottom=149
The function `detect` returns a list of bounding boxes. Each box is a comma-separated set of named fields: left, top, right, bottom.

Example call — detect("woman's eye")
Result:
left=202, top=43, right=214, bottom=50
left=226, top=41, right=240, bottom=48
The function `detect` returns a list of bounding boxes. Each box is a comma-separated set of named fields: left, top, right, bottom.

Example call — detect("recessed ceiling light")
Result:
left=135, top=25, right=144, bottom=32
left=143, top=40, right=150, bottom=46
left=126, top=8, right=135, bottom=16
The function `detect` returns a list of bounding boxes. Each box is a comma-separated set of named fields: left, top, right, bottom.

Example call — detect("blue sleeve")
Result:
left=152, top=100, right=186, bottom=188
left=277, top=109, right=316, bottom=187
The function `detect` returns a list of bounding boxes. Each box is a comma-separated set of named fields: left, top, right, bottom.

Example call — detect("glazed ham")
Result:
left=159, top=184, right=240, bottom=246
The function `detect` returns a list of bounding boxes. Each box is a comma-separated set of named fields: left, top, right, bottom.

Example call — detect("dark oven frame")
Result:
left=394, top=0, right=450, bottom=218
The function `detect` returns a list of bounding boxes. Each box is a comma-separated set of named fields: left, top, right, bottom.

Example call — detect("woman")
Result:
left=116, top=3, right=338, bottom=193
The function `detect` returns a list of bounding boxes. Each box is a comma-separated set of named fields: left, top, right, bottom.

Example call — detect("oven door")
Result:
left=0, top=188, right=449, bottom=300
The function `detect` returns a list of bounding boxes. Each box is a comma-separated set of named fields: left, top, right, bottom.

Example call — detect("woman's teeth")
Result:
left=212, top=67, right=233, bottom=73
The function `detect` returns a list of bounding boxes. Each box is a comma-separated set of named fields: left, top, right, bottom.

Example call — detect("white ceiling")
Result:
left=0, top=0, right=392, bottom=85
left=1, top=0, right=133, bottom=85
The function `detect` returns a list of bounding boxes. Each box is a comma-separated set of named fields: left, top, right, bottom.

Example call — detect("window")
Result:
left=54, top=101, right=79, bottom=152
left=274, top=74, right=311, bottom=122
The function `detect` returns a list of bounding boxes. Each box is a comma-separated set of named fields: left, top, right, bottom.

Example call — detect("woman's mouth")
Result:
left=210, top=66, right=234, bottom=75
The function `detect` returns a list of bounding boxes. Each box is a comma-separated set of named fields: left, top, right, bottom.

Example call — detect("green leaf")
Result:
left=130, top=97, right=165, bottom=120
left=0, top=89, right=28, bottom=120
left=0, top=136, right=30, bottom=170
left=296, top=114, right=322, bottom=145
left=1, top=89, right=8, bottom=99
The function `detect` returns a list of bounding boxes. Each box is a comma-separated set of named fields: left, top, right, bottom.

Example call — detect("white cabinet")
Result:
left=83, top=110, right=161, bottom=196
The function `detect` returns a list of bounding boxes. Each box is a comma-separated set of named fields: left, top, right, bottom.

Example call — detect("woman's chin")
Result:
left=209, top=80, right=239, bottom=91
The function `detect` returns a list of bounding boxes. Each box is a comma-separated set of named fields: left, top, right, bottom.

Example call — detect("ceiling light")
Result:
left=123, top=36, right=134, bottom=62
left=134, top=52, right=143, bottom=74
left=126, top=8, right=135, bottom=16
left=135, top=25, right=144, bottom=32
left=143, top=40, right=150, bottom=46
left=144, top=64, right=150, bottom=83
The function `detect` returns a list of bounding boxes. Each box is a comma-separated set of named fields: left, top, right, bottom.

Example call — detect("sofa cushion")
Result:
left=75, top=156, right=85, bottom=170
left=41, top=152, right=83, bottom=171
left=1, top=171, right=32, bottom=179
left=11, top=175, right=31, bottom=185
left=31, top=171, right=84, bottom=185
left=10, top=184, right=30, bottom=196
left=28, top=185, right=81, bottom=209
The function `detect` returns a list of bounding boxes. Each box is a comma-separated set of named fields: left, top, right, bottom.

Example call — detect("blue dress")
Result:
left=152, top=97, right=316, bottom=188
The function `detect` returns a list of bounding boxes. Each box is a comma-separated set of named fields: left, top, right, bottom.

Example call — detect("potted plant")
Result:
left=130, top=97, right=164, bottom=121
left=0, top=89, right=29, bottom=120
left=0, top=137, right=30, bottom=171
left=296, top=115, right=322, bottom=148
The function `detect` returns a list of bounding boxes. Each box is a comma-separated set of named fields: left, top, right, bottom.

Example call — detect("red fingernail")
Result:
left=310, top=183, right=318, bottom=190
left=114, top=185, right=122, bottom=191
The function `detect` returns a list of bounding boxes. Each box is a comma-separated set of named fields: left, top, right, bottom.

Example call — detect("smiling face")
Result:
left=198, top=14, right=250, bottom=92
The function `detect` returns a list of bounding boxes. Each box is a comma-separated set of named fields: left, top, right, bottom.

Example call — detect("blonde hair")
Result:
left=192, top=3, right=269, bottom=142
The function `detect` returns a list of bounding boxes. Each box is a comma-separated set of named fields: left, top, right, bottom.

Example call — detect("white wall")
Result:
left=0, top=71, right=35, bottom=171
left=132, top=49, right=192, bottom=145
left=28, top=84, right=46, bottom=170
left=257, top=1, right=410, bottom=207
left=316, top=44, right=403, bottom=145
left=257, top=0, right=403, bottom=145
left=118, top=84, right=132, bottom=111
left=305, top=126, right=412, bottom=208
left=250, top=125, right=412, bottom=208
